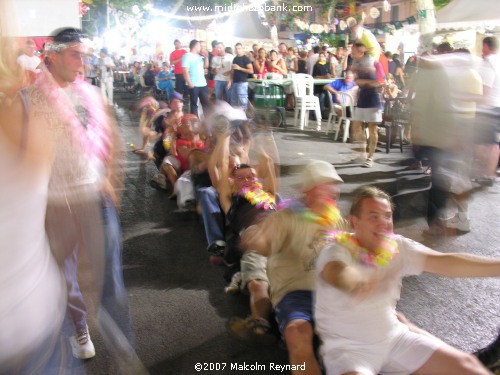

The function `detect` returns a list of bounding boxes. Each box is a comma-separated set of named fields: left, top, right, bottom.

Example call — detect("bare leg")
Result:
left=283, top=320, right=321, bottom=375
left=247, top=280, right=272, bottom=324
left=351, top=121, right=367, bottom=160
left=161, top=163, right=178, bottom=188
left=414, top=344, right=490, bottom=375
left=367, top=122, right=378, bottom=160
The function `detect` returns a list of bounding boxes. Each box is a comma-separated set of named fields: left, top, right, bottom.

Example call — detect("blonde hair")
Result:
left=0, top=1, right=28, bottom=94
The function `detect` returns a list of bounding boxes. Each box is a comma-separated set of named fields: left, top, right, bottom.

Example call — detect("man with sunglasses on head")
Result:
left=23, top=28, right=143, bottom=372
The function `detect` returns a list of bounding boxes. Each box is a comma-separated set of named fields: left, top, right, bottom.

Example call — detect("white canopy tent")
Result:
left=436, top=0, right=500, bottom=31
left=219, top=10, right=273, bottom=47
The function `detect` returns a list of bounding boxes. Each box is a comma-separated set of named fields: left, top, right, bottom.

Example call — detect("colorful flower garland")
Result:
left=333, top=232, right=398, bottom=268
left=279, top=198, right=342, bottom=228
left=237, top=182, right=276, bottom=210
left=34, top=66, right=111, bottom=163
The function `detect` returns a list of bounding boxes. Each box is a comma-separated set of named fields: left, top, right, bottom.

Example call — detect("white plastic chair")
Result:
left=292, top=74, right=322, bottom=131
left=326, top=90, right=355, bottom=142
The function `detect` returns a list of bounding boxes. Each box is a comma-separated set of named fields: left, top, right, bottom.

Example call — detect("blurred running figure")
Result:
left=476, top=36, right=500, bottom=186
left=26, top=28, right=144, bottom=373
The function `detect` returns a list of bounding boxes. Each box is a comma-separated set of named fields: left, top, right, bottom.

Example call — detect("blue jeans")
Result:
left=215, top=80, right=230, bottom=103
left=62, top=248, right=87, bottom=332
left=189, top=85, right=210, bottom=116
left=231, top=82, right=249, bottom=110
left=175, top=73, right=186, bottom=96
left=195, top=186, right=225, bottom=248
left=101, top=195, right=135, bottom=346
left=46, top=198, right=105, bottom=334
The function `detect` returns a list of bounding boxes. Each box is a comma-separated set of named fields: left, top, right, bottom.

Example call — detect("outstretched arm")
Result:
left=423, top=252, right=500, bottom=278
left=208, top=131, right=232, bottom=214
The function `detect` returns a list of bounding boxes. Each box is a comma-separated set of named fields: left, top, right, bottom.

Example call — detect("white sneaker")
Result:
left=150, top=173, right=167, bottom=190
left=225, top=272, right=242, bottom=294
left=70, top=326, right=96, bottom=359
left=446, top=214, right=471, bottom=233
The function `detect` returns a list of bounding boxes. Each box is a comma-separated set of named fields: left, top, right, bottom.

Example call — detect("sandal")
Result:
left=362, top=158, right=373, bottom=168
left=227, top=316, right=276, bottom=346
left=404, top=161, right=422, bottom=171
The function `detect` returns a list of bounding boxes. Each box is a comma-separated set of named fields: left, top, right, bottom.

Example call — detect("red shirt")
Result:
left=176, top=138, right=205, bottom=172
left=170, top=49, right=187, bottom=75
left=379, top=53, right=389, bottom=75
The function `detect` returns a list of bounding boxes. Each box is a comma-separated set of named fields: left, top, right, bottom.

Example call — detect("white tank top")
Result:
left=0, top=120, right=66, bottom=364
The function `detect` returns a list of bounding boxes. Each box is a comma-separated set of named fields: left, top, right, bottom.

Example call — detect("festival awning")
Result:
left=436, top=0, right=500, bottom=31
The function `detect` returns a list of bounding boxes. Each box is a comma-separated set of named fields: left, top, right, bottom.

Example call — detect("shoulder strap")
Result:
left=17, top=88, right=30, bottom=157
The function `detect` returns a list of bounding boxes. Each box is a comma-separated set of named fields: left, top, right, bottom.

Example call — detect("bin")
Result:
left=254, top=83, right=286, bottom=108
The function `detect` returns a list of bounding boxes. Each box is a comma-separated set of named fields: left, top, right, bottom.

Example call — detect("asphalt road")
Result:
left=84, top=91, right=499, bottom=375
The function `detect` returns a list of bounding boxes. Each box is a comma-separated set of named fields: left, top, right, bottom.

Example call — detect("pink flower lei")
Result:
left=34, top=67, right=111, bottom=163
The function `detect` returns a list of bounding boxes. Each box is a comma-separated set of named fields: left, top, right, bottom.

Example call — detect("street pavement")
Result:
left=85, top=91, right=499, bottom=374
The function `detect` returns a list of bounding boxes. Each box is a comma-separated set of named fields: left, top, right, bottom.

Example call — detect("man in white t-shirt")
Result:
left=16, top=39, right=41, bottom=72
left=475, top=36, right=500, bottom=186
left=315, top=186, right=499, bottom=375
left=99, top=48, right=115, bottom=105
left=306, top=46, right=319, bottom=76
left=211, top=42, right=233, bottom=103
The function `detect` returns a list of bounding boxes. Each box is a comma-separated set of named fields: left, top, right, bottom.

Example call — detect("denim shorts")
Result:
left=274, top=290, right=313, bottom=334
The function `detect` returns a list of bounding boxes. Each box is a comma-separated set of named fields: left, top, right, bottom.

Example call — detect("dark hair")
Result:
left=313, top=46, right=320, bottom=54
left=211, top=40, right=218, bottom=49
left=225, top=47, right=233, bottom=54
left=189, top=39, right=199, bottom=50
left=455, top=48, right=470, bottom=54
left=235, top=42, right=243, bottom=48
left=52, top=27, right=86, bottom=44
left=483, top=36, right=499, bottom=52
left=350, top=186, right=394, bottom=217
left=436, top=41, right=453, bottom=54
left=384, top=51, right=393, bottom=59
left=232, top=163, right=252, bottom=176
left=174, top=39, right=180, bottom=44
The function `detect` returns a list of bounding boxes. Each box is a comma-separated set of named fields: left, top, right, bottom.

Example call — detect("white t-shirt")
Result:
left=480, top=53, right=500, bottom=108
left=306, top=53, right=319, bottom=76
left=16, top=54, right=41, bottom=72
left=314, top=235, right=429, bottom=352
left=100, top=56, right=115, bottom=82
left=330, top=56, right=340, bottom=77
left=211, top=53, right=233, bottom=82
